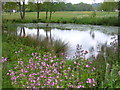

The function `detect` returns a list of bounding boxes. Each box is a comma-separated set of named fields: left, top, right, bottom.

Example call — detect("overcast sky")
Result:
left=23, top=0, right=104, bottom=4
left=3, top=0, right=118, bottom=4
left=66, top=0, right=104, bottom=4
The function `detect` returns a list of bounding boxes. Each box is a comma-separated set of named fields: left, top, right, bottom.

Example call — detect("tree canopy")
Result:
left=98, top=0, right=118, bottom=11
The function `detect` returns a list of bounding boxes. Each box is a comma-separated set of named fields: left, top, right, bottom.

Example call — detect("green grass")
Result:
left=2, top=19, right=120, bottom=88
left=2, top=30, right=120, bottom=88
left=2, top=11, right=119, bottom=26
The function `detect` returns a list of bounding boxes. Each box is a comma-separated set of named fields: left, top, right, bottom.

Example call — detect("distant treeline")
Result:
left=3, top=2, right=94, bottom=12
left=37, top=2, right=94, bottom=11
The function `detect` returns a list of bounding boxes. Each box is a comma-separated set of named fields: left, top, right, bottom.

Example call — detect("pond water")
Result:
left=16, top=23, right=118, bottom=59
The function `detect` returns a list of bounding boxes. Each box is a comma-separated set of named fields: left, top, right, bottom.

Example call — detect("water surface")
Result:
left=17, top=23, right=118, bottom=59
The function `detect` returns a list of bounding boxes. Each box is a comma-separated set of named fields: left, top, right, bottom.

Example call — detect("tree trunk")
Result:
left=23, top=27, right=25, bottom=37
left=37, top=27, right=39, bottom=39
left=9, top=10, right=12, bottom=15
left=37, top=2, right=40, bottom=19
left=22, top=1, right=25, bottom=20
left=49, top=11, right=52, bottom=21
left=18, top=2, right=23, bottom=19
left=18, top=1, right=25, bottom=20
left=46, top=10, right=48, bottom=21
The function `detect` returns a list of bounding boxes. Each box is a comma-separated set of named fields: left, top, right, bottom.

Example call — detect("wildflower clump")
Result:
left=6, top=48, right=97, bottom=88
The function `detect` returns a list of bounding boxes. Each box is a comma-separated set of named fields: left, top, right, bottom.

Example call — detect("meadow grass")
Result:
left=2, top=11, right=118, bottom=26
left=1, top=12, right=120, bottom=88
left=2, top=30, right=120, bottom=88
left=2, top=32, right=97, bottom=88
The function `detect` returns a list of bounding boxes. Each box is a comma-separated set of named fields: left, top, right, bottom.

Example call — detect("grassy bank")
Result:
left=2, top=24, right=120, bottom=88
left=2, top=11, right=119, bottom=26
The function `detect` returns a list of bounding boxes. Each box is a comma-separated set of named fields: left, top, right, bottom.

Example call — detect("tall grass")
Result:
left=2, top=11, right=118, bottom=26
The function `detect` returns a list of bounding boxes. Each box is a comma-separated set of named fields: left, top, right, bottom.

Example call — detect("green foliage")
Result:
left=98, top=1, right=118, bottom=11
left=3, top=2, right=17, bottom=12
left=2, top=11, right=119, bottom=26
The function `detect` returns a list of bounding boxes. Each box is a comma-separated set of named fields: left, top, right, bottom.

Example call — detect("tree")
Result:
left=99, top=0, right=118, bottom=11
left=43, top=0, right=65, bottom=22
left=3, top=2, right=17, bottom=15
left=17, top=0, right=26, bottom=20
left=27, top=2, right=36, bottom=12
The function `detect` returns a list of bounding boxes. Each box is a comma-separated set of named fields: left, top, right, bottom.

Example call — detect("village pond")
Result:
left=14, top=23, right=118, bottom=59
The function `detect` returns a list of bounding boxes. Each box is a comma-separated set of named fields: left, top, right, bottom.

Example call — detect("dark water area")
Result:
left=13, top=23, right=118, bottom=59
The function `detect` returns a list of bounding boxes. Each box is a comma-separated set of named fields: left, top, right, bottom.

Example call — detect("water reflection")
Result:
left=17, top=23, right=118, bottom=59
left=19, top=27, right=26, bottom=37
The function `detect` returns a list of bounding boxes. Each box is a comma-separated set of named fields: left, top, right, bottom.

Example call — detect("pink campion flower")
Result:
left=24, top=70, right=28, bottom=73
left=43, top=55, right=47, bottom=57
left=86, top=65, right=90, bottom=68
left=10, top=72, right=15, bottom=76
left=39, top=66, right=42, bottom=69
left=70, top=85, right=74, bottom=88
left=1, top=57, right=7, bottom=63
left=21, top=69, right=24, bottom=72
left=8, top=70, right=12, bottom=72
left=32, top=73, right=37, bottom=75
left=54, top=62, right=58, bottom=66
left=41, top=62, right=46, bottom=66
left=89, top=61, right=92, bottom=64
left=22, top=85, right=26, bottom=87
left=86, top=81, right=89, bottom=83
left=37, top=77, right=40, bottom=81
left=92, top=78, right=96, bottom=83
left=18, top=61, right=24, bottom=65
left=32, top=53, right=34, bottom=56
left=11, top=76, right=17, bottom=81
left=92, top=67, right=96, bottom=71
left=71, top=74, right=74, bottom=77
left=19, top=73, right=25, bottom=77
left=20, top=48, right=23, bottom=50
left=87, top=78, right=92, bottom=83
left=41, top=86, right=44, bottom=88
left=54, top=56, right=57, bottom=58
left=68, top=67, right=71, bottom=70
left=60, top=66, right=62, bottom=69
left=74, top=61, right=77, bottom=64
left=30, top=83, right=34, bottom=86
left=82, top=86, right=84, bottom=88
left=56, top=76, right=59, bottom=78
left=51, top=60, right=54, bottom=62
left=76, top=79, right=79, bottom=82
left=51, top=82, right=55, bottom=86
left=36, top=57, right=39, bottom=59
left=29, top=74, right=33, bottom=77
left=40, top=75, right=44, bottom=78
left=37, top=83, right=40, bottom=86
left=77, top=63, right=80, bottom=65
left=60, top=62, right=63, bottom=64
left=57, top=86, right=59, bottom=88
left=6, top=73, right=9, bottom=75
left=28, top=78, right=31, bottom=81
left=77, top=85, right=82, bottom=88
left=32, top=80, right=36, bottom=83
left=18, top=51, right=21, bottom=53
left=44, top=58, right=48, bottom=61
left=93, top=67, right=96, bottom=70
left=14, top=67, right=18, bottom=69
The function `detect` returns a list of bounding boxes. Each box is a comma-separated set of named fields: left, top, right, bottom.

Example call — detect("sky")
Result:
left=66, top=0, right=104, bottom=4
left=3, top=0, right=118, bottom=4
left=11, top=0, right=104, bottom=4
